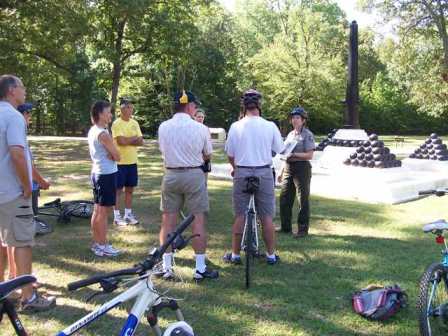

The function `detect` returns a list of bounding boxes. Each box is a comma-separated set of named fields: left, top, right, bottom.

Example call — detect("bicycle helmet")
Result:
left=290, top=107, right=308, bottom=119
left=241, top=89, right=262, bottom=108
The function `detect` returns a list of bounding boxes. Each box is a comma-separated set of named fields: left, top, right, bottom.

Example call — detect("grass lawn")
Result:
left=2, top=137, right=447, bottom=335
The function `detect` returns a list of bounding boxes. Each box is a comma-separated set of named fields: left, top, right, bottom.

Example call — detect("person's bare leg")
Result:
left=160, top=212, right=177, bottom=272
left=124, top=187, right=133, bottom=210
left=91, top=205, right=108, bottom=245
left=7, top=246, right=16, bottom=279
left=191, top=213, right=206, bottom=253
left=231, top=215, right=245, bottom=255
left=14, top=246, right=33, bottom=300
left=0, top=245, right=7, bottom=282
left=260, top=216, right=275, bottom=255
left=160, top=212, right=177, bottom=246
left=115, top=188, right=123, bottom=212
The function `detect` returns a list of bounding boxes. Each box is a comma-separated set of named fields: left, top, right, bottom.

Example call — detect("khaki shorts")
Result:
left=0, top=196, right=35, bottom=247
left=233, top=167, right=275, bottom=217
left=160, top=169, right=209, bottom=214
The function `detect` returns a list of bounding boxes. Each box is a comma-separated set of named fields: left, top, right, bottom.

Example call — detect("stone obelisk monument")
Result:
left=345, top=21, right=360, bottom=129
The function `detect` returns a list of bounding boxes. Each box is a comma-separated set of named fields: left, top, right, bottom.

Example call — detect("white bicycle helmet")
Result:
left=162, top=321, right=194, bottom=336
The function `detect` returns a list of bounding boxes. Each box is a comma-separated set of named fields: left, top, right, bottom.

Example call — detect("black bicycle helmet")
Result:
left=290, top=107, right=308, bottom=119
left=241, top=89, right=262, bottom=108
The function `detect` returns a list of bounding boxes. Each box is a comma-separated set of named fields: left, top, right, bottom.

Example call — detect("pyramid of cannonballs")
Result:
left=343, top=133, right=402, bottom=168
left=315, top=129, right=337, bottom=151
left=409, top=133, right=448, bottom=161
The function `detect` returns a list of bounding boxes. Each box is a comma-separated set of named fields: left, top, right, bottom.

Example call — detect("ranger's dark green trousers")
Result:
left=279, top=161, right=312, bottom=233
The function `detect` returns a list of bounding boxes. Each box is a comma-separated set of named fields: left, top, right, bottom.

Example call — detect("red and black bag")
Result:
left=352, top=284, right=408, bottom=321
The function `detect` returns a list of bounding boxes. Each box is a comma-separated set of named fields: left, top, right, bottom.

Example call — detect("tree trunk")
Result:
left=436, top=0, right=448, bottom=80
left=110, top=17, right=127, bottom=116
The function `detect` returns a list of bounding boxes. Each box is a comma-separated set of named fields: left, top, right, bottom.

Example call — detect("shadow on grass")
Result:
left=24, top=138, right=426, bottom=335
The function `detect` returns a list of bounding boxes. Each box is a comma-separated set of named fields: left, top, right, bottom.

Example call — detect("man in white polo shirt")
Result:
left=223, top=89, right=285, bottom=265
left=158, top=90, right=218, bottom=281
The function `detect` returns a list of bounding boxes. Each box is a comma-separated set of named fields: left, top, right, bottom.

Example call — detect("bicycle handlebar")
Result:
left=67, top=214, right=195, bottom=291
left=418, top=189, right=448, bottom=196
left=67, top=266, right=142, bottom=291
left=419, top=190, right=437, bottom=195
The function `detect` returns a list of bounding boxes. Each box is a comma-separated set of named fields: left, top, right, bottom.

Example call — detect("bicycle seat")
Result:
left=0, top=275, right=36, bottom=300
left=243, top=176, right=260, bottom=194
left=423, top=219, right=448, bottom=233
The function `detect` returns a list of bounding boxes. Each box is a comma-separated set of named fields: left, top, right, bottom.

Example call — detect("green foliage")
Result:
left=1, top=0, right=448, bottom=135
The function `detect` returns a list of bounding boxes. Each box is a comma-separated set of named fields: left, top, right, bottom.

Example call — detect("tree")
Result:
left=359, top=0, right=448, bottom=79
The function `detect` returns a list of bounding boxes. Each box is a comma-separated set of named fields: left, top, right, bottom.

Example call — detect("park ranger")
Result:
left=278, top=107, right=315, bottom=238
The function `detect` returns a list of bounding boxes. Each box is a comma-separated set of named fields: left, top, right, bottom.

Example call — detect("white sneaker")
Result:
left=124, top=213, right=139, bottom=225
left=91, top=243, right=106, bottom=257
left=162, top=269, right=175, bottom=281
left=91, top=243, right=120, bottom=257
left=103, top=244, right=121, bottom=256
left=114, top=215, right=128, bottom=226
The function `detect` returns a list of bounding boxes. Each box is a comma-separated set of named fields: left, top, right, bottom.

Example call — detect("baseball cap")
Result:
left=119, top=97, right=135, bottom=107
left=174, top=90, right=200, bottom=105
left=17, top=103, right=33, bottom=114
left=290, top=107, right=308, bottom=118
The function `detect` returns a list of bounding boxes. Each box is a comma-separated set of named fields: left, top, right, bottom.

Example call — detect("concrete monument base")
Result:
left=210, top=129, right=448, bottom=204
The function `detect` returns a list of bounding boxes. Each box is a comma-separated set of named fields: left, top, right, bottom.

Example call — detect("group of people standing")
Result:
left=0, top=72, right=316, bottom=314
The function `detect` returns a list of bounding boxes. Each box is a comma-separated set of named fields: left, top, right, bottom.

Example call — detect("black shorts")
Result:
left=91, top=172, right=117, bottom=206
left=117, top=164, right=138, bottom=189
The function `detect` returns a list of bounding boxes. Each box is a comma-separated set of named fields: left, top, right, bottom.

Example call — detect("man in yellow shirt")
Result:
left=111, top=98, right=144, bottom=225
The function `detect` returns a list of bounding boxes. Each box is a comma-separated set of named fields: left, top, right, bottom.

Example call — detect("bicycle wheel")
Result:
left=61, top=200, right=94, bottom=218
left=417, top=262, right=448, bottom=336
left=245, top=212, right=254, bottom=289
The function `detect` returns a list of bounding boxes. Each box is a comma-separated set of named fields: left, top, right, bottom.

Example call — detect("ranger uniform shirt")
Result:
left=285, top=127, right=315, bottom=154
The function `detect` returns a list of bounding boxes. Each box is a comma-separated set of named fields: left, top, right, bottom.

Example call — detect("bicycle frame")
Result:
left=60, top=274, right=175, bottom=336
left=4, top=274, right=179, bottom=336
left=241, top=194, right=259, bottom=252
left=426, top=247, right=448, bottom=319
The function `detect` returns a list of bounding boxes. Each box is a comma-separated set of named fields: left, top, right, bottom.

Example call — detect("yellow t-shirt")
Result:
left=111, top=118, right=143, bottom=165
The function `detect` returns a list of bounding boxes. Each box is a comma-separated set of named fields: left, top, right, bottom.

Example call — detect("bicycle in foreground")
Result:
left=0, top=215, right=196, bottom=336
left=417, top=188, right=448, bottom=336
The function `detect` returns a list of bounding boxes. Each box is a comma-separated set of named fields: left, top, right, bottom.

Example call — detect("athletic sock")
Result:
left=231, top=253, right=240, bottom=260
left=195, top=254, right=206, bottom=273
left=163, top=253, right=173, bottom=272
left=124, top=208, right=132, bottom=217
left=113, top=210, right=121, bottom=219
left=266, top=252, right=276, bottom=260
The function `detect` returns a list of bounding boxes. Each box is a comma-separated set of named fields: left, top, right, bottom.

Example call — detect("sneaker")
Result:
left=222, top=252, right=242, bottom=265
left=124, top=213, right=139, bottom=225
left=154, top=268, right=176, bottom=281
left=103, top=244, right=121, bottom=256
left=193, top=267, right=219, bottom=282
left=21, top=292, right=56, bottom=312
left=266, top=255, right=280, bottom=265
left=91, top=243, right=120, bottom=257
left=114, top=215, right=128, bottom=226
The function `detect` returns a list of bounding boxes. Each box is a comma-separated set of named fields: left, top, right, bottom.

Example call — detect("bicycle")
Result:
left=36, top=197, right=94, bottom=224
left=241, top=176, right=262, bottom=289
left=416, top=188, right=448, bottom=336
left=0, top=214, right=196, bottom=336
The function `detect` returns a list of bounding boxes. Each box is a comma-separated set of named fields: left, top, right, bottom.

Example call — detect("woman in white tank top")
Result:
left=87, top=101, right=122, bottom=257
